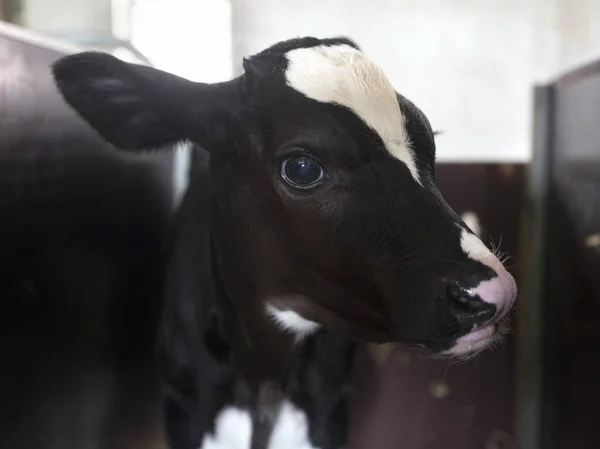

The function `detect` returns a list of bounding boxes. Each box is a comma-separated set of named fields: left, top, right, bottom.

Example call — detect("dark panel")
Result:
left=0, top=24, right=172, bottom=449
left=536, top=61, right=600, bottom=449
left=350, top=164, right=525, bottom=449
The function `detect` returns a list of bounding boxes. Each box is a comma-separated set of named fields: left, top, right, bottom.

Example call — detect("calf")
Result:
left=52, top=36, right=517, bottom=449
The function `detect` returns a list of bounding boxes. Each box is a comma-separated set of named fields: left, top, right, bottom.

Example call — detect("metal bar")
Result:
left=515, top=84, right=555, bottom=449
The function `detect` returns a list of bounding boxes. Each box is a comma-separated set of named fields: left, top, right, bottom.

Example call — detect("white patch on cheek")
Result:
left=266, top=304, right=321, bottom=340
left=284, top=44, right=421, bottom=186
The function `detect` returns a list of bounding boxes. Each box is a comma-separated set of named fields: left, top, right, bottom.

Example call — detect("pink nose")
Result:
left=468, top=267, right=517, bottom=321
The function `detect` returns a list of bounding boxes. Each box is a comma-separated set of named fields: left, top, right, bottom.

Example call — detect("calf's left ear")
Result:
left=52, top=52, right=238, bottom=151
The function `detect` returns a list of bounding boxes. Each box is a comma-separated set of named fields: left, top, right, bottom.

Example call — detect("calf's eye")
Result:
left=281, top=156, right=324, bottom=189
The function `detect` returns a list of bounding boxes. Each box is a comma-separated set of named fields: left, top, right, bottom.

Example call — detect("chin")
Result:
left=438, top=321, right=511, bottom=360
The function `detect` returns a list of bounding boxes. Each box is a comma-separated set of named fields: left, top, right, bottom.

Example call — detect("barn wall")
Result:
left=231, top=0, right=600, bottom=163
left=18, top=0, right=111, bottom=35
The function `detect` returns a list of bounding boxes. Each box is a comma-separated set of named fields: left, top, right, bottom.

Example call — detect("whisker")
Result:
left=489, top=234, right=506, bottom=259
left=441, top=360, right=451, bottom=383
left=489, top=237, right=496, bottom=254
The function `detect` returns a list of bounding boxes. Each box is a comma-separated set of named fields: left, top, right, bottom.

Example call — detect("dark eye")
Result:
left=281, top=156, right=324, bottom=189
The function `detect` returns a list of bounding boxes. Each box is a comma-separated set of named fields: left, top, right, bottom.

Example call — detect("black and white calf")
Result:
left=52, top=36, right=517, bottom=449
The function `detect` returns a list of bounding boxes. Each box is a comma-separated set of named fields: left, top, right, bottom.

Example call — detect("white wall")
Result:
left=231, top=0, right=600, bottom=163
left=130, top=0, right=232, bottom=83
left=129, top=0, right=233, bottom=206
left=20, top=0, right=112, bottom=34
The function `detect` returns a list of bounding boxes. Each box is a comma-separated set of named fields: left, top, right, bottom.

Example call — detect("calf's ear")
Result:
left=326, top=36, right=362, bottom=51
left=52, top=52, right=238, bottom=151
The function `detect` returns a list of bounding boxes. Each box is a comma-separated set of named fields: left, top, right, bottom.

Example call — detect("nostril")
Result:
left=447, top=284, right=496, bottom=315
left=448, top=285, right=475, bottom=308
left=447, top=285, right=466, bottom=303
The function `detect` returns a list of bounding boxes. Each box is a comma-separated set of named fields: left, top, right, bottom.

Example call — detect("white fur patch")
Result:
left=458, top=225, right=517, bottom=319
left=266, top=304, right=321, bottom=340
left=200, top=401, right=319, bottom=449
left=201, top=407, right=252, bottom=449
left=460, top=211, right=482, bottom=238
left=459, top=226, right=504, bottom=274
left=284, top=44, right=421, bottom=185
left=269, top=401, right=319, bottom=449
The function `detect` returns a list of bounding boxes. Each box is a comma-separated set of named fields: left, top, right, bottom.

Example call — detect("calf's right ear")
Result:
left=52, top=52, right=237, bottom=151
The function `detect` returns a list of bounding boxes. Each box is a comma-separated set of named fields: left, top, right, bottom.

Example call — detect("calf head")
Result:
left=52, top=36, right=516, bottom=357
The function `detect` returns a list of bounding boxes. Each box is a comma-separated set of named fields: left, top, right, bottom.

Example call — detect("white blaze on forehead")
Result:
left=284, top=44, right=421, bottom=185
